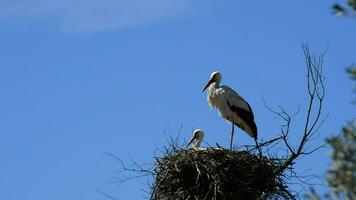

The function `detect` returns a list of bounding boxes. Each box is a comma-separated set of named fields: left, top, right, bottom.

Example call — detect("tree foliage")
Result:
left=325, top=69, right=356, bottom=199
left=332, top=0, right=356, bottom=16
left=346, top=66, right=356, bottom=80
left=306, top=66, right=356, bottom=200
left=326, top=122, right=356, bottom=200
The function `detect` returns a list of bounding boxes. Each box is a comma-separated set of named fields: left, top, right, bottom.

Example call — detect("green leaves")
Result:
left=326, top=122, right=356, bottom=200
left=331, top=1, right=356, bottom=17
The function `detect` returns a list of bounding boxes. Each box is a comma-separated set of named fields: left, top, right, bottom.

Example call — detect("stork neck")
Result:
left=208, top=82, right=220, bottom=91
left=194, top=139, right=202, bottom=148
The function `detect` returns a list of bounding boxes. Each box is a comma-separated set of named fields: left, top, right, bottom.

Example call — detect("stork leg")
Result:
left=230, top=123, right=234, bottom=150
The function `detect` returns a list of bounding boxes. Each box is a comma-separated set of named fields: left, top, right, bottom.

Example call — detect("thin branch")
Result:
left=97, top=189, right=119, bottom=200
left=275, top=44, right=326, bottom=174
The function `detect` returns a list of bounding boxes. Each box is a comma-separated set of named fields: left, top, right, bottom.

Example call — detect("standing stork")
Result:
left=202, top=71, right=258, bottom=150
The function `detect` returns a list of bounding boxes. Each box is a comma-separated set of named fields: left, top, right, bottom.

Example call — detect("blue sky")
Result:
left=0, top=0, right=355, bottom=199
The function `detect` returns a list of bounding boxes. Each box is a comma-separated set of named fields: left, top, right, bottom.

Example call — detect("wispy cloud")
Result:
left=0, top=0, right=194, bottom=32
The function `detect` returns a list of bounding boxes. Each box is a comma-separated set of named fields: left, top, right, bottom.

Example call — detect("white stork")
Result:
left=202, top=71, right=258, bottom=150
left=187, top=129, right=206, bottom=150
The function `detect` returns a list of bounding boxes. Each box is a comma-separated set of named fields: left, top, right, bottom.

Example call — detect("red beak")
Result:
left=202, top=79, right=214, bottom=92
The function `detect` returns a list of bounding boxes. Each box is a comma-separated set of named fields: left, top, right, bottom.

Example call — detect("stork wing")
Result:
left=220, top=86, right=254, bottom=119
left=227, top=100, right=258, bottom=138
left=220, top=86, right=257, bottom=138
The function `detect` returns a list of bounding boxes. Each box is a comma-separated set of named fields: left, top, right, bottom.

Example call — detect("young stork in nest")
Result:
left=187, top=129, right=206, bottom=150
left=202, top=71, right=258, bottom=150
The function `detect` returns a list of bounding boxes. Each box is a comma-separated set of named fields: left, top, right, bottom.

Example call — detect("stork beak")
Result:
left=202, top=79, right=214, bottom=92
left=187, top=135, right=196, bottom=147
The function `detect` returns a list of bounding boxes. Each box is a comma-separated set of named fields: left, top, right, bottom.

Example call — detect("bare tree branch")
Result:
left=274, top=44, right=327, bottom=174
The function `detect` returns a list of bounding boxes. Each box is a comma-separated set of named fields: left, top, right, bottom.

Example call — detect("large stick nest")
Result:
left=152, top=147, right=290, bottom=200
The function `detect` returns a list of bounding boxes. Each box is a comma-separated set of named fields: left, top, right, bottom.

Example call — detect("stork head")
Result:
left=187, top=129, right=205, bottom=148
left=203, top=71, right=222, bottom=92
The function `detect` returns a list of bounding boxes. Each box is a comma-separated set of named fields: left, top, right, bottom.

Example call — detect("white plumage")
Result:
left=203, top=71, right=258, bottom=150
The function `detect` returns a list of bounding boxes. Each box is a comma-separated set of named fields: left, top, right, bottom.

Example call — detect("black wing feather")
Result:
left=227, top=101, right=258, bottom=138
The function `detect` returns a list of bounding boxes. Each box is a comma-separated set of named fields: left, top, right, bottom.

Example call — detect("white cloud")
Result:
left=0, top=0, right=194, bottom=32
